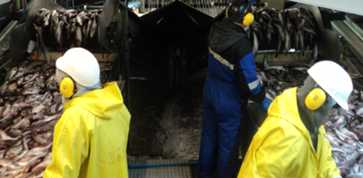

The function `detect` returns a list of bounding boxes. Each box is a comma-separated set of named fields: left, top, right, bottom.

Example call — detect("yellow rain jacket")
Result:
left=238, top=88, right=341, bottom=178
left=43, top=82, right=131, bottom=178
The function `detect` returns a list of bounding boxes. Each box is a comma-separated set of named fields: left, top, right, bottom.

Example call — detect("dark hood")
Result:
left=208, top=18, right=245, bottom=53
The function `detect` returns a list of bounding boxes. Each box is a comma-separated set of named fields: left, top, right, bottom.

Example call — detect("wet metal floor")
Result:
left=129, top=159, right=198, bottom=178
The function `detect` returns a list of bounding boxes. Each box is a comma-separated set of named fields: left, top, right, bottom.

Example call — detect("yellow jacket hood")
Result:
left=64, top=82, right=124, bottom=119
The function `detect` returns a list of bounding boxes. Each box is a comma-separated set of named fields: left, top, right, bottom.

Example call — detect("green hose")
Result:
left=15, top=0, right=21, bottom=10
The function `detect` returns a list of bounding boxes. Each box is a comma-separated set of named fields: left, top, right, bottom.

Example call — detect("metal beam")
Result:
left=255, top=50, right=314, bottom=66
left=260, top=0, right=285, bottom=10
left=31, top=51, right=116, bottom=62
left=331, top=18, right=363, bottom=64
left=0, top=20, right=18, bottom=69
left=288, top=0, right=363, bottom=16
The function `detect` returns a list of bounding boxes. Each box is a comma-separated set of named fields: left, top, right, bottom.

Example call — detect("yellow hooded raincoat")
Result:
left=43, top=82, right=131, bottom=178
left=238, top=88, right=341, bottom=178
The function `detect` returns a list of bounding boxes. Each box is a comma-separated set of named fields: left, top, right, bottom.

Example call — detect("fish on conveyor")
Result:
left=76, top=11, right=87, bottom=26
left=297, top=30, right=304, bottom=53
left=82, top=17, right=90, bottom=40
left=90, top=14, right=98, bottom=39
left=283, top=30, right=291, bottom=51
left=69, top=17, right=77, bottom=34
left=65, top=9, right=77, bottom=18
left=75, top=26, right=82, bottom=46
left=33, top=24, right=48, bottom=62
left=50, top=10, right=59, bottom=41
left=31, top=8, right=103, bottom=49
left=37, top=8, right=51, bottom=27
left=251, top=31, right=259, bottom=54
left=251, top=4, right=319, bottom=53
left=55, top=20, right=64, bottom=47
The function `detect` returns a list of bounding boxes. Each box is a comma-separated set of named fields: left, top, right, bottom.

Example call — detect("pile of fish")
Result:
left=0, top=61, right=62, bottom=178
left=325, top=92, right=363, bottom=178
left=252, top=4, right=318, bottom=53
left=259, top=65, right=363, bottom=178
left=259, top=65, right=308, bottom=97
left=33, top=8, right=102, bottom=49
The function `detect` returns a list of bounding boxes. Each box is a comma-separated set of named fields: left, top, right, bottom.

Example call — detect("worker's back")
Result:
left=43, top=82, right=131, bottom=178
left=206, top=18, right=253, bottom=97
left=238, top=88, right=341, bottom=178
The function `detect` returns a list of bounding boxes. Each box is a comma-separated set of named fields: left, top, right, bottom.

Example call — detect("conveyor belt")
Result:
left=331, top=17, right=363, bottom=89
left=0, top=20, right=17, bottom=69
left=332, top=18, right=363, bottom=65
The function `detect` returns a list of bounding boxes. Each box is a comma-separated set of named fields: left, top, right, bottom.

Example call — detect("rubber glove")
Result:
left=261, top=97, right=272, bottom=111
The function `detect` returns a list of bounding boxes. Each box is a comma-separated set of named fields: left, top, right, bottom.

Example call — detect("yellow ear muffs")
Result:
left=305, top=88, right=326, bottom=111
left=242, top=12, right=254, bottom=27
left=60, top=77, right=75, bottom=98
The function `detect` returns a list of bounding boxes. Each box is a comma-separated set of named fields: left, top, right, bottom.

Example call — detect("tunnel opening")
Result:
left=127, top=1, right=213, bottom=159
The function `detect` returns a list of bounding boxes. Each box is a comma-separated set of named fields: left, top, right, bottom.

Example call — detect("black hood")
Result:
left=209, top=18, right=246, bottom=53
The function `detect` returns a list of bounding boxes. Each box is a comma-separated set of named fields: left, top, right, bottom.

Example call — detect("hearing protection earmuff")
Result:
left=59, top=77, right=75, bottom=98
left=242, top=12, right=254, bottom=27
left=225, top=4, right=255, bottom=27
left=304, top=88, right=326, bottom=111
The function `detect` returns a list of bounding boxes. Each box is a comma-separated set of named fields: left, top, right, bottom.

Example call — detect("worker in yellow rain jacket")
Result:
left=43, top=47, right=131, bottom=178
left=238, top=60, right=353, bottom=178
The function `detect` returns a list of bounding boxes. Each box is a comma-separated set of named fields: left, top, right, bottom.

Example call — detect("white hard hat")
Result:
left=56, top=48, right=100, bottom=88
left=308, top=60, right=353, bottom=110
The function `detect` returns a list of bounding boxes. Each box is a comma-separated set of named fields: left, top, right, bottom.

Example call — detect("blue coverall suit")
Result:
left=199, top=18, right=266, bottom=178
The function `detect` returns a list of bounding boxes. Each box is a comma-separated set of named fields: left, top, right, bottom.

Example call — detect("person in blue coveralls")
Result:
left=199, top=0, right=271, bottom=177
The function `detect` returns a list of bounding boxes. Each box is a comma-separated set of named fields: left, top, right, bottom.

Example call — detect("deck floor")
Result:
left=129, top=160, right=198, bottom=178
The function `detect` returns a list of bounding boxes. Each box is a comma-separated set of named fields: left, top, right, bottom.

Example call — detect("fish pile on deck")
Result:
left=33, top=8, right=102, bottom=49
left=0, top=61, right=62, bottom=178
left=259, top=65, right=363, bottom=178
left=252, top=4, right=318, bottom=53
left=325, top=92, right=363, bottom=178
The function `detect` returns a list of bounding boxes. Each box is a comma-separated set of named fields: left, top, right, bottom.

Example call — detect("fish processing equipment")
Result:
left=3, top=0, right=345, bottom=100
